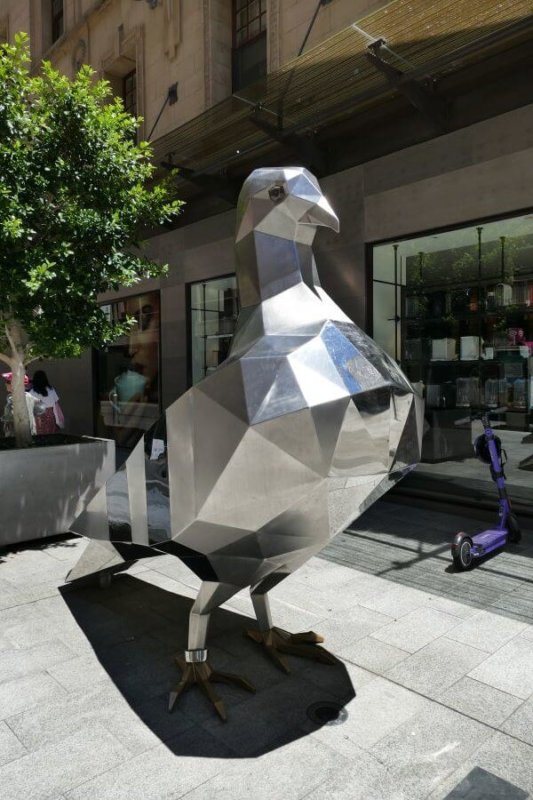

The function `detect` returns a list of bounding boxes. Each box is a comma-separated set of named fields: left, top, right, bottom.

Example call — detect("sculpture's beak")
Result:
left=301, top=196, right=340, bottom=232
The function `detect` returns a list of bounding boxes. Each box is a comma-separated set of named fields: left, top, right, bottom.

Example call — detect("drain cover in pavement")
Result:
left=306, top=701, right=348, bottom=726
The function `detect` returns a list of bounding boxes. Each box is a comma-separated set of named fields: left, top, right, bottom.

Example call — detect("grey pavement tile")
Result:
left=339, top=635, right=410, bottom=674
left=183, top=736, right=350, bottom=800
left=45, top=653, right=111, bottom=692
left=0, top=723, right=130, bottom=800
left=500, top=698, right=533, bottom=746
left=267, top=577, right=362, bottom=617
left=303, top=748, right=411, bottom=800
left=385, top=637, right=488, bottom=699
left=445, top=611, right=528, bottom=653
left=520, top=624, right=533, bottom=641
left=6, top=683, right=162, bottom=756
left=0, top=640, right=77, bottom=684
left=371, top=607, right=460, bottom=653
left=40, top=537, right=86, bottom=562
left=358, top=581, right=433, bottom=618
left=200, top=673, right=346, bottom=757
left=309, top=676, right=430, bottom=757
left=0, top=721, right=26, bottom=767
left=311, top=605, right=395, bottom=651
left=434, top=766, right=528, bottom=799
left=370, top=703, right=492, bottom=800
left=468, top=636, right=533, bottom=699
left=438, top=677, right=523, bottom=728
left=299, top=658, right=376, bottom=697
left=427, top=732, right=533, bottom=799
left=0, top=673, right=67, bottom=720
left=425, top=595, right=476, bottom=619
left=64, top=727, right=235, bottom=800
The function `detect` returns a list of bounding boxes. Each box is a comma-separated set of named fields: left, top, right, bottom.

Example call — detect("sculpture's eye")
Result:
left=268, top=185, right=285, bottom=204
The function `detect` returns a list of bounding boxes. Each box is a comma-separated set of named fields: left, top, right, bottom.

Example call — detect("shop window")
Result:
left=232, top=0, right=267, bottom=92
left=51, top=0, right=64, bottom=43
left=372, top=213, right=533, bottom=510
left=189, top=276, right=239, bottom=385
left=96, top=291, right=161, bottom=449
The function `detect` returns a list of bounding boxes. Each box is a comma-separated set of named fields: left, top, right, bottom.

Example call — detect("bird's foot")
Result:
left=246, top=627, right=336, bottom=673
left=169, top=653, right=255, bottom=721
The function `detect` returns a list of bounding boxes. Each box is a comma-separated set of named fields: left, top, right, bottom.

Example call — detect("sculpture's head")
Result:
left=235, top=166, right=339, bottom=244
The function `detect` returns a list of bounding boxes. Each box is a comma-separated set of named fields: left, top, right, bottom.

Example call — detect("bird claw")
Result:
left=169, top=656, right=255, bottom=721
left=246, top=626, right=336, bottom=672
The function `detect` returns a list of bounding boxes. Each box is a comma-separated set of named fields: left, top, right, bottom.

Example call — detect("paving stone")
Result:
left=468, top=637, right=533, bottom=699
left=312, top=605, right=395, bottom=651
left=500, top=698, right=533, bottom=746
left=445, top=611, right=527, bottom=653
left=303, top=743, right=411, bottom=800
left=184, top=735, right=350, bottom=800
left=64, top=727, right=235, bottom=800
left=427, top=732, right=533, bottom=799
left=371, top=607, right=460, bottom=653
left=370, top=703, right=492, bottom=800
left=0, top=640, right=77, bottom=684
left=359, top=582, right=432, bottom=618
left=339, top=635, right=410, bottom=674
left=45, top=654, right=110, bottom=692
left=434, top=766, right=528, bottom=799
left=0, top=673, right=67, bottom=720
left=299, top=657, right=376, bottom=697
left=6, top=682, right=163, bottom=756
left=0, top=721, right=26, bottom=767
left=426, top=596, right=475, bottom=620
left=519, top=625, right=533, bottom=641
left=385, top=637, right=488, bottom=699
left=0, top=723, right=130, bottom=800
left=438, top=677, right=523, bottom=727
left=310, top=676, right=430, bottom=757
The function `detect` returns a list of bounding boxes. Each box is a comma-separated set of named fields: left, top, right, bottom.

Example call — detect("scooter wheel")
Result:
left=452, top=533, right=474, bottom=571
left=507, top=514, right=522, bottom=544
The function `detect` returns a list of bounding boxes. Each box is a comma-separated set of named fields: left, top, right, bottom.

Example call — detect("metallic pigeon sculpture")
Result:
left=67, top=167, right=423, bottom=719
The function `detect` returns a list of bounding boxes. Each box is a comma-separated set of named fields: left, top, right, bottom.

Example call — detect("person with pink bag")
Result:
left=29, top=370, right=65, bottom=434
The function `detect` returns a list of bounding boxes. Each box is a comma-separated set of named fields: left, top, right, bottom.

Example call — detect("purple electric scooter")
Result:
left=452, top=408, right=521, bottom=571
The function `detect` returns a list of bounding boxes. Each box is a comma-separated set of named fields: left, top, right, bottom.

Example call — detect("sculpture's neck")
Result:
left=236, top=230, right=319, bottom=309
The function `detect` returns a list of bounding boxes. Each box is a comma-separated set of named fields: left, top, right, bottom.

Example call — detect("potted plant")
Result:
left=0, top=35, right=182, bottom=545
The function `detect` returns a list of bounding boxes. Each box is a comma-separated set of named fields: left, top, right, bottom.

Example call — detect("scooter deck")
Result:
left=471, top=528, right=508, bottom=556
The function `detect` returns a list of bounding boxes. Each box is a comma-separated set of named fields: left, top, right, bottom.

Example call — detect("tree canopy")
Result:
left=0, top=33, right=182, bottom=445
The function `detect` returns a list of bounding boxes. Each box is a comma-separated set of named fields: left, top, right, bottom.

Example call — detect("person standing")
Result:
left=1, top=372, right=45, bottom=437
left=29, top=370, right=65, bottom=434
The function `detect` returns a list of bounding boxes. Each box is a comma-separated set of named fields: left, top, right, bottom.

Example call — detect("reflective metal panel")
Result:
left=68, top=167, right=422, bottom=676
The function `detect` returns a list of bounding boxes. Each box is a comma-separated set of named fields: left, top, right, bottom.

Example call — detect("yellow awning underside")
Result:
left=152, top=0, right=533, bottom=176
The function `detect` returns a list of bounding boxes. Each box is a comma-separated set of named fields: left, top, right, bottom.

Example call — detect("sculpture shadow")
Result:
left=60, top=574, right=355, bottom=759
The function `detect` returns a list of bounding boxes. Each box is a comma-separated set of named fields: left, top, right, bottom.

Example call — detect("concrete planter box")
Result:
left=0, top=435, right=115, bottom=548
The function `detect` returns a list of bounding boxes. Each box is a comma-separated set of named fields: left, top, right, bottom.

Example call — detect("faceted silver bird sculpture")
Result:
left=67, top=167, right=423, bottom=719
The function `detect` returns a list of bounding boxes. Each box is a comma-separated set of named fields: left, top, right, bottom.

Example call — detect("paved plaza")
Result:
left=0, top=499, right=532, bottom=799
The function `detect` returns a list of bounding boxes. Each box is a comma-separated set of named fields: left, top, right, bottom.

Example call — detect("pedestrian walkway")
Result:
left=0, top=500, right=532, bottom=799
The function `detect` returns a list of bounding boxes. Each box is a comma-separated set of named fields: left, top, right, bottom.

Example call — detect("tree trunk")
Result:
left=4, top=321, right=32, bottom=448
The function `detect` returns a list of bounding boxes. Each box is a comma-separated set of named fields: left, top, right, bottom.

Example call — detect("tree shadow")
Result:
left=60, top=574, right=355, bottom=758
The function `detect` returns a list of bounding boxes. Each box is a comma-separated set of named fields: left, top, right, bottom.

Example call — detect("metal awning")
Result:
left=151, top=0, right=533, bottom=181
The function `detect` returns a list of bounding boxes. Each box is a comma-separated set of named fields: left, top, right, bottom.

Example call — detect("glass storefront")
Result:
left=189, top=276, right=239, bottom=385
left=96, top=291, right=161, bottom=448
left=372, top=212, right=533, bottom=510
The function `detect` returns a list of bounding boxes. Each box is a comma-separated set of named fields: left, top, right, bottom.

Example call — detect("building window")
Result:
left=232, top=0, right=267, bottom=92
left=51, top=0, right=64, bottom=43
left=123, top=70, right=137, bottom=118
left=96, top=291, right=161, bottom=448
left=189, top=276, right=239, bottom=385
left=372, top=212, right=533, bottom=510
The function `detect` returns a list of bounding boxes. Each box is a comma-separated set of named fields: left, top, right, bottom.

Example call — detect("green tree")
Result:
left=0, top=35, right=182, bottom=447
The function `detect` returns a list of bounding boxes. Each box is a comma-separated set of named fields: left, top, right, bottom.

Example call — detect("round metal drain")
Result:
left=306, top=701, right=348, bottom=726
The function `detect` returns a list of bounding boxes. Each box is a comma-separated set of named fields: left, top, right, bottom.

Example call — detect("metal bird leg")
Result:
left=246, top=575, right=336, bottom=672
left=169, top=581, right=255, bottom=719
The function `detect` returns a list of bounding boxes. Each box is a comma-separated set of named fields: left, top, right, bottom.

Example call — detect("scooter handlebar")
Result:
left=453, top=407, right=508, bottom=426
